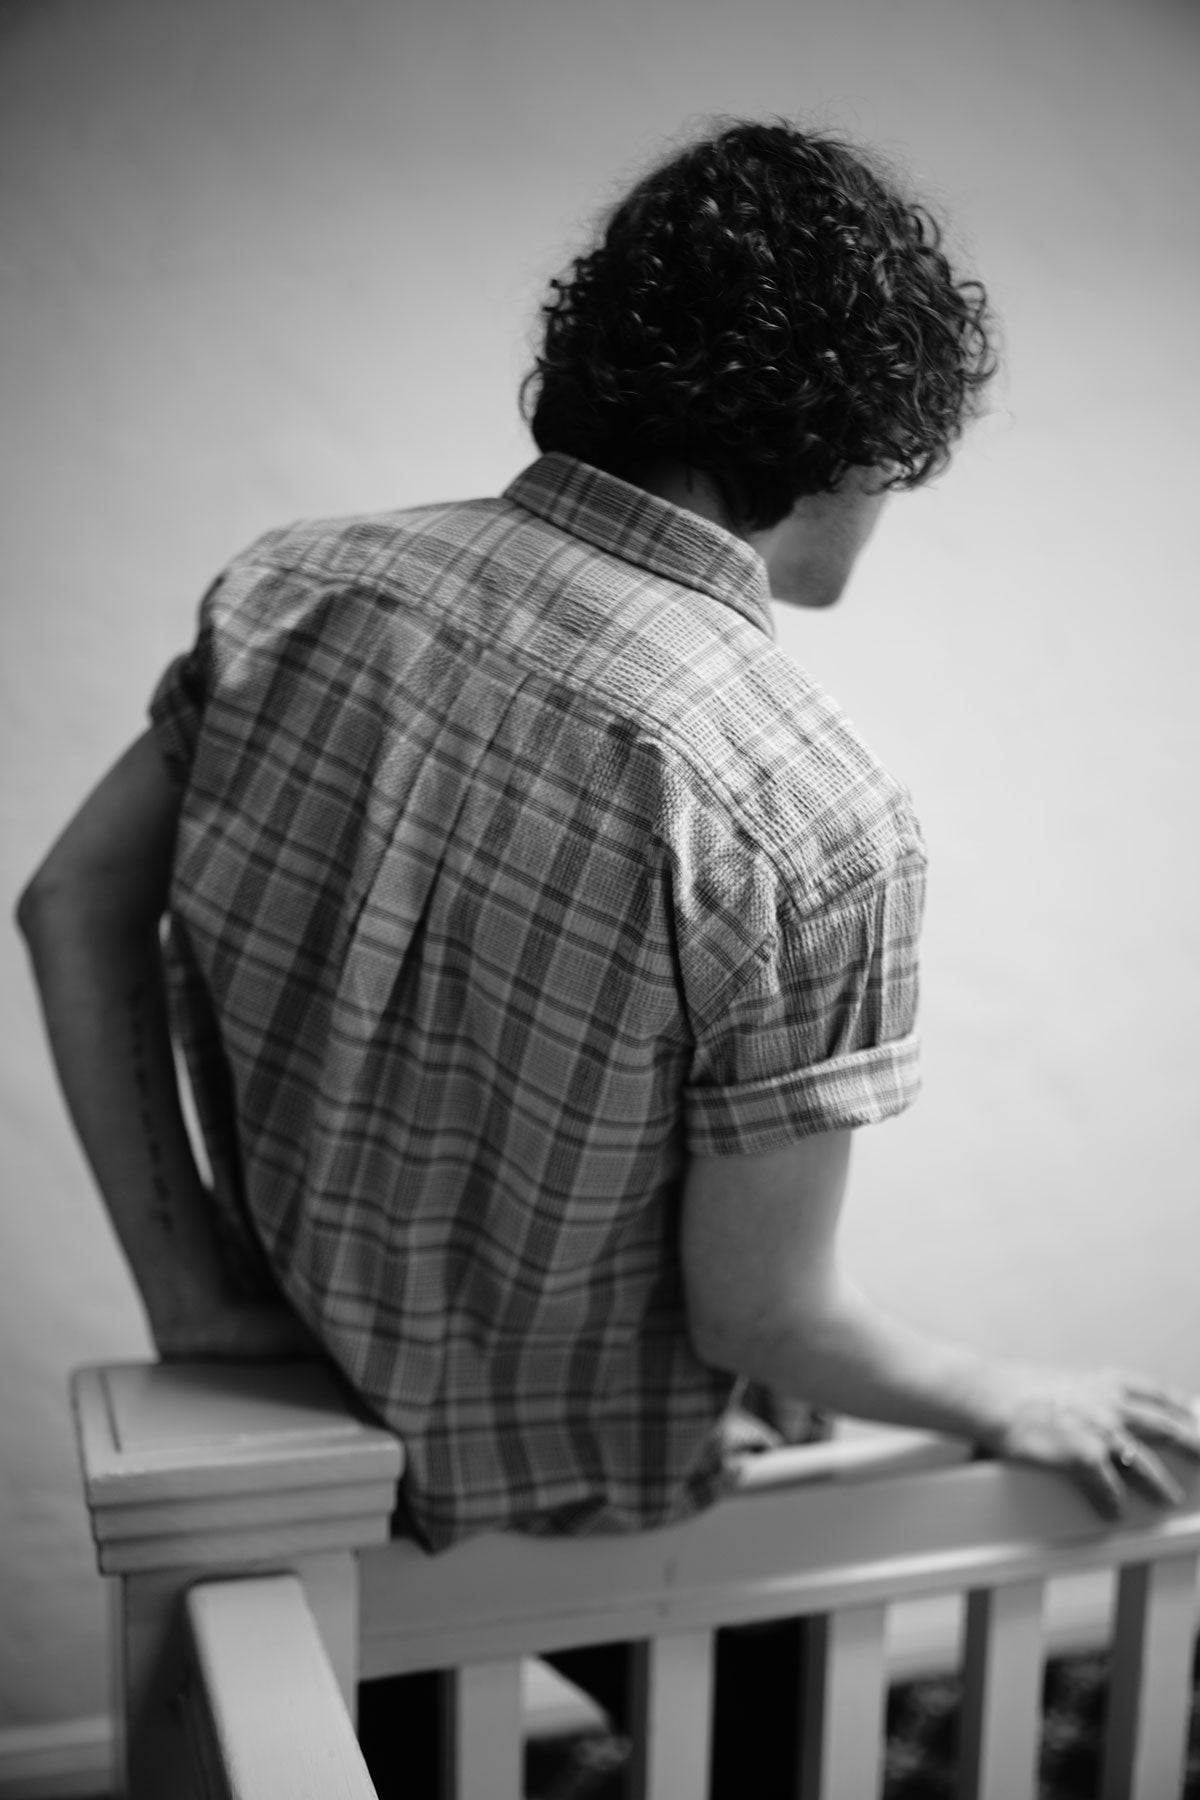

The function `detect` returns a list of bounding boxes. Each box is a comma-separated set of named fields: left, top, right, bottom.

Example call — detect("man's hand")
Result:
left=146, top=1232, right=326, bottom=1363
left=978, top=1364, right=1200, bottom=1519
left=153, top=1294, right=321, bottom=1363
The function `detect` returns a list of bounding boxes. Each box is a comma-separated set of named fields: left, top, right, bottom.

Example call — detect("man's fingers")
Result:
left=1121, top=1399, right=1200, bottom=1460
left=1072, top=1432, right=1187, bottom=1520
left=1109, top=1435, right=1185, bottom=1508
left=1120, top=1376, right=1200, bottom=1426
left=1077, top=1446, right=1126, bottom=1521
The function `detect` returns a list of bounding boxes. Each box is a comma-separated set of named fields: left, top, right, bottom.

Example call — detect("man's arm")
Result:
left=16, top=731, right=313, bottom=1359
left=681, top=1130, right=1200, bottom=1517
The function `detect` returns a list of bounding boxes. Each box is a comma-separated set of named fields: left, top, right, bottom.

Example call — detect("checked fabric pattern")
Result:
left=150, top=453, right=925, bottom=1549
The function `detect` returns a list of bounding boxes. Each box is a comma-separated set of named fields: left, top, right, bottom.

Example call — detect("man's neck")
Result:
left=636, top=462, right=739, bottom=535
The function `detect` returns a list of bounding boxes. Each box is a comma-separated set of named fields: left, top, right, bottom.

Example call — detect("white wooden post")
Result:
left=957, top=1580, right=1045, bottom=1800
left=443, top=1658, right=525, bottom=1800
left=1101, top=1553, right=1199, bottom=1800
left=71, top=1360, right=403, bottom=1800
left=797, top=1603, right=889, bottom=1800
left=627, top=1631, right=715, bottom=1800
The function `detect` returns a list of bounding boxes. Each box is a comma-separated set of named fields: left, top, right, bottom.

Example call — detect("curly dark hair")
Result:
left=522, top=120, right=997, bottom=530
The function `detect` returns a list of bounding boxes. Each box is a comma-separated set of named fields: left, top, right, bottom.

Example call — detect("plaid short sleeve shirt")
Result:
left=150, top=453, right=925, bottom=1550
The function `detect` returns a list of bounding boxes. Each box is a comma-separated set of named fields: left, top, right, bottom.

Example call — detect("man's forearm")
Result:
left=683, top=1132, right=1200, bottom=1514
left=710, top=1274, right=1012, bottom=1449
left=18, top=731, right=316, bottom=1362
left=18, top=882, right=237, bottom=1338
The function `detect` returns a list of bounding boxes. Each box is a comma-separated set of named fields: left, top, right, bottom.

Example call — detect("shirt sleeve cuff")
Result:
left=147, top=650, right=203, bottom=789
left=683, top=1032, right=921, bottom=1157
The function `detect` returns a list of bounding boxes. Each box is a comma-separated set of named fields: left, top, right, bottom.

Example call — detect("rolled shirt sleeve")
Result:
left=683, top=848, right=926, bottom=1156
left=147, top=578, right=222, bottom=787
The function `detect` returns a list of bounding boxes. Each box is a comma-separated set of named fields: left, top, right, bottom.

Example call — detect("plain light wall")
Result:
left=2, top=0, right=1198, bottom=1734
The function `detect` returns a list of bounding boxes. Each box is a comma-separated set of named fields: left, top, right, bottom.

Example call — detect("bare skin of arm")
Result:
left=682, top=1130, right=1200, bottom=1519
left=16, top=731, right=315, bottom=1360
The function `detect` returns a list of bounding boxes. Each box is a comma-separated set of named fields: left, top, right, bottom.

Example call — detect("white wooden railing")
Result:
left=72, top=1359, right=1200, bottom=1799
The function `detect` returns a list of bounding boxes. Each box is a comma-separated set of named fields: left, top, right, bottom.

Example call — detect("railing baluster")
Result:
left=957, top=1580, right=1045, bottom=1800
left=443, top=1656, right=524, bottom=1800
left=798, top=1603, right=889, bottom=1800
left=1101, top=1554, right=1198, bottom=1800
left=627, top=1631, right=714, bottom=1800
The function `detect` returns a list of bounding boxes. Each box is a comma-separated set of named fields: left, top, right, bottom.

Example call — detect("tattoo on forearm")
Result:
left=127, top=980, right=174, bottom=1234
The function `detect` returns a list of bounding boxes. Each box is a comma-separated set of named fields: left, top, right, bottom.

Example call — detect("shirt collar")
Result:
left=503, top=453, right=775, bottom=639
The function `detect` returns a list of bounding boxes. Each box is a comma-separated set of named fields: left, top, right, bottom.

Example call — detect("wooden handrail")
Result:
left=182, top=1574, right=379, bottom=1799
left=356, top=1448, right=1200, bottom=1674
